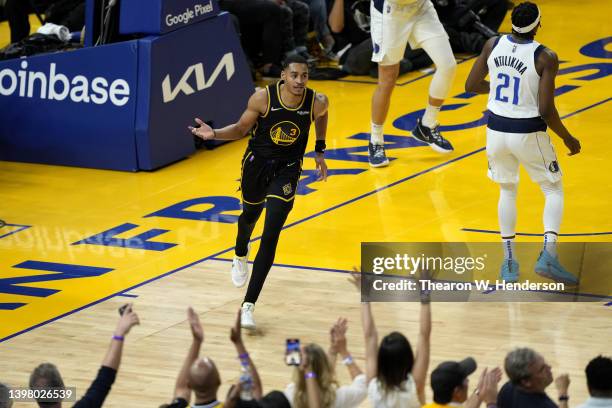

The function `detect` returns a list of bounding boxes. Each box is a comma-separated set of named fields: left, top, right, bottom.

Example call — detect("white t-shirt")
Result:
left=576, top=397, right=612, bottom=408
left=367, top=375, right=420, bottom=408
left=284, top=373, right=368, bottom=408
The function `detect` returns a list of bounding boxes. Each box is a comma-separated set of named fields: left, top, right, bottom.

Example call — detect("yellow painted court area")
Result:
left=1, top=1, right=611, bottom=406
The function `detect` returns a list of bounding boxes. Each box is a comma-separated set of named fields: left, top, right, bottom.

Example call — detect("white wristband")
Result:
left=342, top=355, right=354, bottom=365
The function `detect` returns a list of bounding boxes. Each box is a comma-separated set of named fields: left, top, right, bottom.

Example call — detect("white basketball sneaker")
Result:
left=241, top=302, right=256, bottom=330
left=231, top=245, right=250, bottom=288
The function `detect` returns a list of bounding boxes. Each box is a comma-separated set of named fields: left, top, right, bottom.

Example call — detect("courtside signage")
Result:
left=161, top=52, right=235, bottom=103
left=0, top=61, right=130, bottom=106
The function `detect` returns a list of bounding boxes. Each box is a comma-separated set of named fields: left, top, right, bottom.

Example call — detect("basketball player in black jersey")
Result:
left=189, top=55, right=329, bottom=330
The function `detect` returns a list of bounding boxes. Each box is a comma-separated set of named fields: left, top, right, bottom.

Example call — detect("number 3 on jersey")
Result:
left=495, top=73, right=520, bottom=105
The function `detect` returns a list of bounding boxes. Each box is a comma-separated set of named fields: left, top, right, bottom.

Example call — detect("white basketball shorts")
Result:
left=486, top=128, right=563, bottom=184
left=370, top=0, right=448, bottom=66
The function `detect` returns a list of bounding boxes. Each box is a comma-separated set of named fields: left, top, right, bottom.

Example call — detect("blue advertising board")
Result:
left=120, top=0, right=220, bottom=36
left=135, top=12, right=253, bottom=170
left=0, top=42, right=140, bottom=170
left=0, top=11, right=253, bottom=171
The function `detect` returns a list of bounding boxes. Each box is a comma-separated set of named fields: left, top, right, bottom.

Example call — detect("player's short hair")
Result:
left=511, top=2, right=540, bottom=38
left=282, top=54, right=308, bottom=70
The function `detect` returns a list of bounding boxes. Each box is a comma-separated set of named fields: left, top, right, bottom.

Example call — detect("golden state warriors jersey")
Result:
left=249, top=81, right=316, bottom=160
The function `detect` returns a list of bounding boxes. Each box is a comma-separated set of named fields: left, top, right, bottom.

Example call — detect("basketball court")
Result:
left=1, top=1, right=611, bottom=406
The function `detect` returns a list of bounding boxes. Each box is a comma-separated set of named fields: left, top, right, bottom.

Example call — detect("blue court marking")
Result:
left=116, top=293, right=138, bottom=298
left=336, top=56, right=477, bottom=86
left=605, top=302, right=612, bottom=307
left=0, top=303, right=27, bottom=310
left=0, top=245, right=233, bottom=343
left=462, top=228, right=612, bottom=236
left=209, top=257, right=612, bottom=301
left=561, top=97, right=611, bottom=119
left=0, top=224, right=32, bottom=240
left=3, top=97, right=609, bottom=343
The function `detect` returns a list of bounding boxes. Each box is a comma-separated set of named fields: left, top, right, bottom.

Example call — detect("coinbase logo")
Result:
left=0, top=61, right=130, bottom=106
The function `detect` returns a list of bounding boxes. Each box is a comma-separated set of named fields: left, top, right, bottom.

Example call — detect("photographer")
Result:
left=434, top=0, right=508, bottom=53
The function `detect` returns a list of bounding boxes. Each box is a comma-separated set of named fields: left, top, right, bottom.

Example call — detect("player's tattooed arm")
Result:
left=189, top=88, right=267, bottom=141
left=465, top=36, right=497, bottom=94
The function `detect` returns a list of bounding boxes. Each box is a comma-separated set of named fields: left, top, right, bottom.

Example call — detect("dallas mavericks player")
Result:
left=368, top=0, right=456, bottom=167
left=465, top=2, right=581, bottom=284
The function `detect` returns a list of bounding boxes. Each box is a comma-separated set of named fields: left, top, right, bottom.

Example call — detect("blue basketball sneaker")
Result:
left=368, top=143, right=389, bottom=167
left=534, top=250, right=579, bottom=286
left=500, top=259, right=519, bottom=283
left=412, top=118, right=454, bottom=153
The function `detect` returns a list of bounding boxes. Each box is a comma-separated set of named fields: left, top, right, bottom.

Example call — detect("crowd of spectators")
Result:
left=1, top=0, right=512, bottom=78
left=221, top=0, right=513, bottom=78
left=1, top=271, right=610, bottom=408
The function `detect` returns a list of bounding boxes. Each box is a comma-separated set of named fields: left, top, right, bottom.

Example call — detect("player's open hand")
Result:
left=188, top=118, right=215, bottom=140
left=563, top=135, right=580, bottom=156
left=315, top=153, right=328, bottom=181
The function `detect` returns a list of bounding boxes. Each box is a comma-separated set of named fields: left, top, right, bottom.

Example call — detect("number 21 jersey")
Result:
left=487, top=35, right=543, bottom=119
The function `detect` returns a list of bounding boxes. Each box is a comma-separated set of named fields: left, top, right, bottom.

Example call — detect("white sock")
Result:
left=498, top=183, right=518, bottom=260
left=370, top=122, right=384, bottom=145
left=502, top=237, right=515, bottom=260
left=422, top=103, right=441, bottom=128
left=544, top=231, right=558, bottom=257
left=540, top=181, right=563, bottom=257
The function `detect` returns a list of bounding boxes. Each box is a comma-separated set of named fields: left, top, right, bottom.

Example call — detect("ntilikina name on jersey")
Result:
left=492, top=56, right=528, bottom=75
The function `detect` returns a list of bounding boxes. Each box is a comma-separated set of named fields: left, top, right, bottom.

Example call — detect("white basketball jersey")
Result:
left=487, top=35, right=542, bottom=119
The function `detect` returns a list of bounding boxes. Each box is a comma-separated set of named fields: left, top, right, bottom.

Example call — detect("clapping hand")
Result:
left=188, top=306, right=204, bottom=343
left=329, top=318, right=349, bottom=355
left=115, top=303, right=140, bottom=337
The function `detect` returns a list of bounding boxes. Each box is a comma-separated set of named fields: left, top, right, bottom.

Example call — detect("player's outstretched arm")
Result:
left=465, top=37, right=497, bottom=94
left=313, top=92, right=329, bottom=181
left=189, top=88, right=267, bottom=141
left=538, top=50, right=581, bottom=155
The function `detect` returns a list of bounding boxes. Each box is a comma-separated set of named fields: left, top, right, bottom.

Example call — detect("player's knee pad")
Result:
left=425, top=39, right=456, bottom=99
left=429, top=60, right=457, bottom=100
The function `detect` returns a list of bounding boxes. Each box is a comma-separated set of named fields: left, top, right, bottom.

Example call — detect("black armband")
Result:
left=315, top=140, right=326, bottom=154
